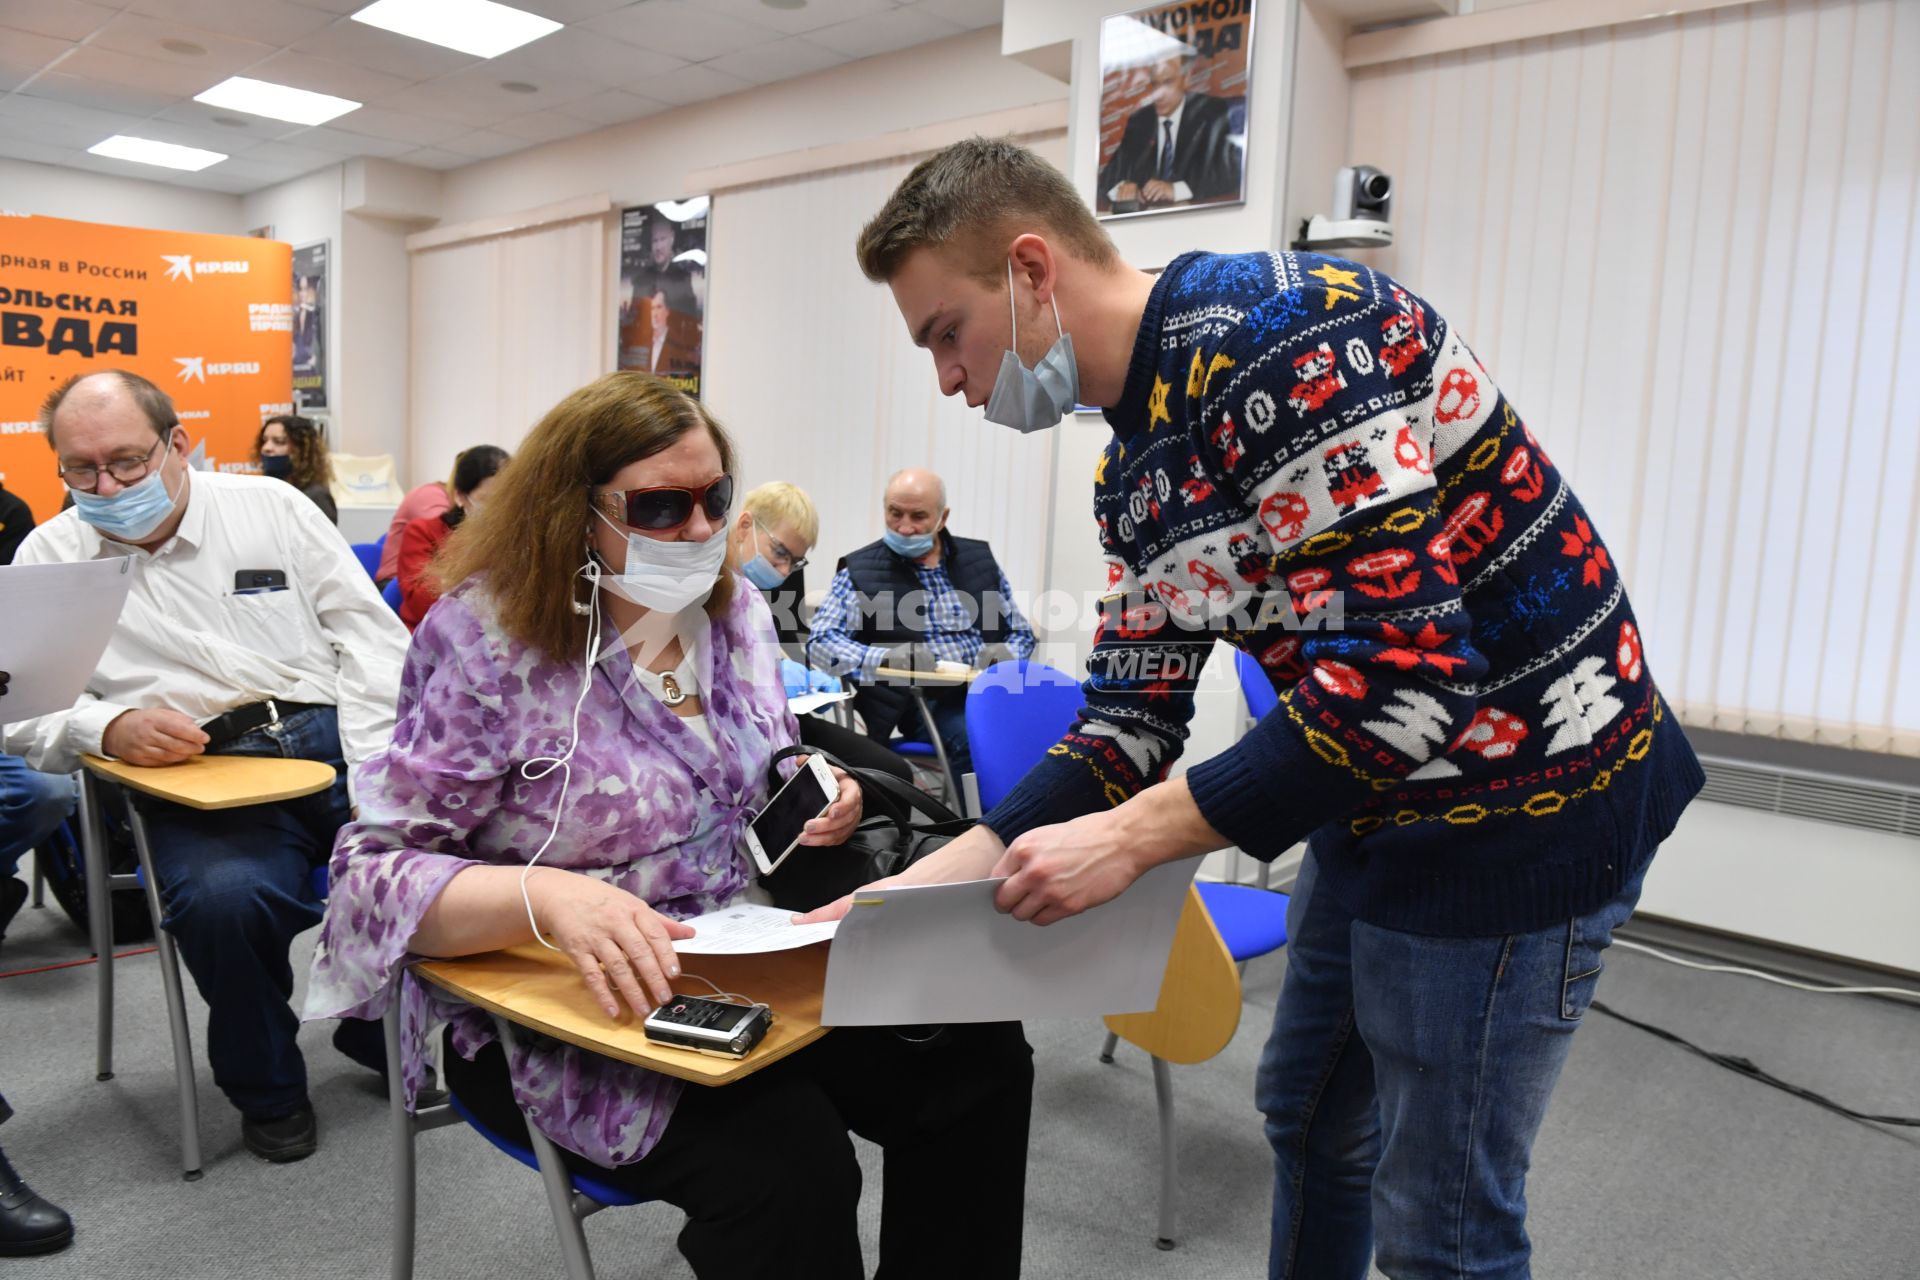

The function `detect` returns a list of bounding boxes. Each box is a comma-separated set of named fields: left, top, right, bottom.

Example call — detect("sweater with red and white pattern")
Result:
left=981, top=251, right=1704, bottom=936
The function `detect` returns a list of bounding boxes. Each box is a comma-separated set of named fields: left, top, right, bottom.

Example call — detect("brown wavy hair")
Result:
left=431, top=371, right=738, bottom=662
left=255, top=414, right=332, bottom=492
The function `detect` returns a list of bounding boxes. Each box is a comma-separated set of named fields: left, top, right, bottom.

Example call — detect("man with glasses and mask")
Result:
left=797, top=139, right=1705, bottom=1279
left=807, top=467, right=1035, bottom=778
left=4, top=370, right=410, bottom=1165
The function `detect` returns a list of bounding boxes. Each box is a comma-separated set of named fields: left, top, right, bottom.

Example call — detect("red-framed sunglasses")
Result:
left=594, top=474, right=734, bottom=531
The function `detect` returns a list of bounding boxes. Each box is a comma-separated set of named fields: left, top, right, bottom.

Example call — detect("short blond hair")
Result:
left=856, top=136, right=1118, bottom=285
left=742, top=481, right=819, bottom=546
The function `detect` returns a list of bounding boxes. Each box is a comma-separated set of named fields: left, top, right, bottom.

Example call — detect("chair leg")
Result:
left=78, top=775, right=115, bottom=1083
left=1099, top=1030, right=1119, bottom=1064
left=492, top=1017, right=598, bottom=1280
left=126, top=803, right=203, bottom=1181
left=1151, top=1055, right=1177, bottom=1250
left=387, top=995, right=417, bottom=1280
left=30, top=845, right=45, bottom=908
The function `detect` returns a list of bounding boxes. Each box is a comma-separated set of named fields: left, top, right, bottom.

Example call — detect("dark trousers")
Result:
left=890, top=686, right=972, bottom=776
left=796, top=714, right=913, bottom=781
left=444, top=1021, right=1034, bottom=1280
left=134, top=706, right=349, bottom=1120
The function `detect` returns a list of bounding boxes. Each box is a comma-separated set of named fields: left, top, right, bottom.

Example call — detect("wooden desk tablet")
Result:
left=411, top=941, right=831, bottom=1086
left=81, top=753, right=337, bottom=810
left=873, top=665, right=978, bottom=687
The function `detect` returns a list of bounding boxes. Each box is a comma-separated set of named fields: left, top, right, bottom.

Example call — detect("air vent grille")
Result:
left=1699, top=756, right=1920, bottom=839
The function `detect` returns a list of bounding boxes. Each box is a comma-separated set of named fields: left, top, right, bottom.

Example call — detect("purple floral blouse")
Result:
left=305, top=576, right=798, bottom=1166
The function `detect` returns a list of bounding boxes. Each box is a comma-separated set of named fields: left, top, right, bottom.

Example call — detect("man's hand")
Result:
left=102, top=709, right=208, bottom=766
left=1141, top=179, right=1178, bottom=205
left=529, top=870, right=696, bottom=1019
left=797, top=764, right=862, bottom=846
left=791, top=823, right=1006, bottom=924
left=1113, top=181, right=1141, bottom=203
left=974, top=642, right=1018, bottom=671
left=990, top=809, right=1145, bottom=926
left=883, top=641, right=938, bottom=673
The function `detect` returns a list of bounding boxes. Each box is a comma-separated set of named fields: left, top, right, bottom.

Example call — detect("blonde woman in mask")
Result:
left=306, top=372, right=1033, bottom=1280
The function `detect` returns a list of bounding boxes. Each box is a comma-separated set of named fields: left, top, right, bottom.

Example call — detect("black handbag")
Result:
left=754, top=744, right=975, bottom=912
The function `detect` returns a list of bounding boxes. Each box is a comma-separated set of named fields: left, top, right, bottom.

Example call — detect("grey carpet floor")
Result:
left=1, top=871, right=1915, bottom=1279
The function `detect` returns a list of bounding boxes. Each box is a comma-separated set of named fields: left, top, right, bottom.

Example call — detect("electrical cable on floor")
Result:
left=1613, top=938, right=1920, bottom=1001
left=1589, top=1000, right=1920, bottom=1129
left=0, top=945, right=158, bottom=981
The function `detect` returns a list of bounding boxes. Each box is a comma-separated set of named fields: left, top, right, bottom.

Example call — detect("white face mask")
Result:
left=592, top=509, right=730, bottom=614
left=983, top=259, right=1080, bottom=433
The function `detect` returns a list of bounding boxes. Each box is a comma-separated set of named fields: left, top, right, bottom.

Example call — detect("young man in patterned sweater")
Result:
left=820, top=139, right=1704, bottom=1277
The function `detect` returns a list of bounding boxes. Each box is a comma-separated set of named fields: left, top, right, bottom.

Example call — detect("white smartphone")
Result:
left=745, top=754, right=837, bottom=876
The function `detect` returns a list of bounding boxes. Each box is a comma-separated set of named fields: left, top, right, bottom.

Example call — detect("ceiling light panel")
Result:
left=350, top=0, right=563, bottom=59
left=87, top=134, right=226, bottom=171
left=195, top=76, right=361, bottom=126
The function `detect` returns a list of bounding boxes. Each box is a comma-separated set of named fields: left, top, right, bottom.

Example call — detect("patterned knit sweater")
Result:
left=982, top=251, right=1704, bottom=936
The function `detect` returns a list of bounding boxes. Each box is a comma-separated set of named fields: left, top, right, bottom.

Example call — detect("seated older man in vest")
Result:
left=807, top=469, right=1034, bottom=775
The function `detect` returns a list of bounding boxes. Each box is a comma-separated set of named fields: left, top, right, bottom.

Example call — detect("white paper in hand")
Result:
left=673, top=902, right=839, bottom=955
left=821, top=855, right=1201, bottom=1026
left=0, top=558, right=136, bottom=725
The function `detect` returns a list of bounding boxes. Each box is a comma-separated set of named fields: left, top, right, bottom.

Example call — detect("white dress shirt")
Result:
left=5, top=470, right=410, bottom=795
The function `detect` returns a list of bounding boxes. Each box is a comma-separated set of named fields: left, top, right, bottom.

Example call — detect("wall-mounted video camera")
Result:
left=1293, top=165, right=1393, bottom=251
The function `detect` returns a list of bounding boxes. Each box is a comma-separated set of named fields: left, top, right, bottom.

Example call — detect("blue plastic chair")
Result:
left=965, top=656, right=1290, bottom=1248
left=384, top=998, right=657, bottom=1280
left=1233, top=647, right=1280, bottom=721
left=350, top=537, right=383, bottom=579
left=381, top=577, right=404, bottom=615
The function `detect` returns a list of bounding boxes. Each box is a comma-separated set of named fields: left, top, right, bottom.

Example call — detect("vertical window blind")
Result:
left=1349, top=0, right=1919, bottom=756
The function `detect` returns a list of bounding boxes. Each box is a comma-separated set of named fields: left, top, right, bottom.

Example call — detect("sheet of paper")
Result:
left=821, top=855, right=1201, bottom=1026
left=0, top=558, right=136, bottom=725
left=673, top=902, right=840, bottom=955
left=787, top=690, right=854, bottom=717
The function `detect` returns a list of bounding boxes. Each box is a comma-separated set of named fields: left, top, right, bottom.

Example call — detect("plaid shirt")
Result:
left=807, top=558, right=1036, bottom=682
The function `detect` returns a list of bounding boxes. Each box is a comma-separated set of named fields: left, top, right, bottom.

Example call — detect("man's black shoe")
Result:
left=0, top=877, right=28, bottom=948
left=0, top=1148, right=74, bottom=1256
left=241, top=1104, right=317, bottom=1163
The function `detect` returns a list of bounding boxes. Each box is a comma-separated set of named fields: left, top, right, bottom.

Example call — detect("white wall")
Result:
left=434, top=27, right=1067, bottom=225
left=0, top=157, right=243, bottom=233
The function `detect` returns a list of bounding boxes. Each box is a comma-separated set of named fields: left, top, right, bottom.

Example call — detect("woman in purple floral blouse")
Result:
left=306, top=373, right=1032, bottom=1278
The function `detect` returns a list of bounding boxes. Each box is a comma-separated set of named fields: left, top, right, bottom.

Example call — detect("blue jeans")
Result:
left=132, top=706, right=348, bottom=1120
left=1259, top=845, right=1644, bottom=1279
left=0, top=754, right=77, bottom=880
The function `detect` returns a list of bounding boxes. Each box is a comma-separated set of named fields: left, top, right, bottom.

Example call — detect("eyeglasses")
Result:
left=58, top=433, right=170, bottom=493
left=595, top=474, right=734, bottom=531
left=754, top=516, right=808, bottom=573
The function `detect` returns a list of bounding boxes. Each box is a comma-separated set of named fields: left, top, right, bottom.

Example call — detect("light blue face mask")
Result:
left=72, top=454, right=182, bottom=543
left=740, top=517, right=789, bottom=590
left=983, top=260, right=1079, bottom=433
left=883, top=527, right=937, bottom=559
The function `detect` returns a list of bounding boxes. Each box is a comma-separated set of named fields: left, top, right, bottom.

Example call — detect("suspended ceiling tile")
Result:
left=126, top=0, right=339, bottom=46
left=0, top=0, right=118, bottom=42
left=552, top=86, right=670, bottom=127
left=245, top=48, right=419, bottom=102
left=288, top=18, right=481, bottom=83
left=699, top=0, right=899, bottom=39
left=86, top=12, right=281, bottom=77
left=808, top=5, right=963, bottom=58
left=704, top=35, right=851, bottom=87
left=15, top=69, right=180, bottom=117
left=488, top=108, right=602, bottom=144
left=905, top=0, right=1001, bottom=31
left=46, top=44, right=229, bottom=96
left=484, top=24, right=687, bottom=88
left=581, top=0, right=784, bottom=64
left=628, top=61, right=754, bottom=108
left=280, top=122, right=419, bottom=157
left=393, top=146, right=473, bottom=171
left=320, top=103, right=465, bottom=146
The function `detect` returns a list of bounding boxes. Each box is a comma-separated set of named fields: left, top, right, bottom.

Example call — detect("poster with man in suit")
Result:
left=619, top=199, right=707, bottom=398
left=1096, top=0, right=1253, bottom=217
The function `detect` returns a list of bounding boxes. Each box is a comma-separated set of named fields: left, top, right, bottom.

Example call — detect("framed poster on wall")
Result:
left=1095, top=0, right=1254, bottom=219
left=618, top=198, right=708, bottom=398
left=291, top=240, right=328, bottom=413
